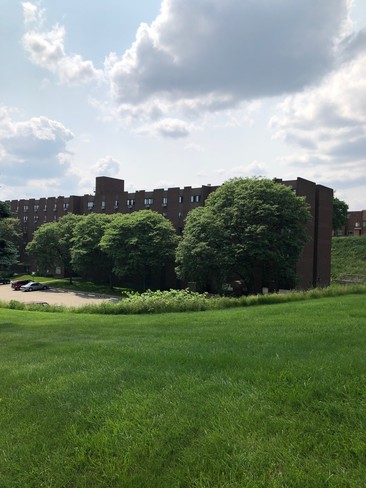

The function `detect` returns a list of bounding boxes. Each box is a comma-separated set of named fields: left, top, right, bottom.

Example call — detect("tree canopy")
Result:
left=71, top=213, right=115, bottom=283
left=332, top=197, right=348, bottom=232
left=176, top=178, right=310, bottom=293
left=0, top=202, right=10, bottom=220
left=0, top=203, right=20, bottom=271
left=100, top=210, right=178, bottom=290
left=26, top=214, right=83, bottom=281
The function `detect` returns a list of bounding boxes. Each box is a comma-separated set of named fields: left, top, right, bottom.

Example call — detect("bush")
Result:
left=116, top=289, right=211, bottom=314
left=1, top=285, right=366, bottom=315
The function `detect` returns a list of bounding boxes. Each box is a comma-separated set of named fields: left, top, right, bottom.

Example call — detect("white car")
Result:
left=20, top=281, right=49, bottom=292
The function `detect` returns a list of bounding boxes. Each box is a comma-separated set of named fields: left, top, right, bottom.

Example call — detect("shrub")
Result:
left=1, top=285, right=366, bottom=315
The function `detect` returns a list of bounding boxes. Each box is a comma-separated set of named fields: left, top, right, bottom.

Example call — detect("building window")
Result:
left=87, top=201, right=94, bottom=211
left=162, top=212, right=167, bottom=218
left=114, top=200, right=119, bottom=209
left=24, top=205, right=28, bottom=212
left=44, top=216, right=47, bottom=222
left=63, top=203, right=69, bottom=211
left=53, top=215, right=57, bottom=222
left=178, top=227, right=183, bottom=235
left=53, top=204, right=57, bottom=211
left=34, top=215, right=39, bottom=223
left=162, top=197, right=168, bottom=207
left=44, top=204, right=47, bottom=211
left=34, top=204, right=39, bottom=212
left=178, top=211, right=183, bottom=219
left=178, top=196, right=183, bottom=203
left=144, top=198, right=153, bottom=206
left=101, top=201, right=106, bottom=210
left=23, top=215, right=28, bottom=222
left=190, top=195, right=201, bottom=203
left=15, top=206, right=19, bottom=213
left=127, top=199, right=135, bottom=207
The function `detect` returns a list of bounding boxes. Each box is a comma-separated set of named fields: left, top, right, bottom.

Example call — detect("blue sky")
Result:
left=1, top=0, right=366, bottom=209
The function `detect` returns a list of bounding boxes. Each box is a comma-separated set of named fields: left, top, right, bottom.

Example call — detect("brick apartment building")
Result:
left=341, top=210, right=366, bottom=237
left=7, top=176, right=333, bottom=290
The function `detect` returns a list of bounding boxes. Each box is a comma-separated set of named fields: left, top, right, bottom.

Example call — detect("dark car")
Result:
left=11, top=279, right=31, bottom=290
left=0, top=277, right=10, bottom=284
left=20, top=281, right=49, bottom=292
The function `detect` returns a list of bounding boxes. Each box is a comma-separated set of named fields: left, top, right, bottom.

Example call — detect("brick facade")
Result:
left=341, top=210, right=366, bottom=237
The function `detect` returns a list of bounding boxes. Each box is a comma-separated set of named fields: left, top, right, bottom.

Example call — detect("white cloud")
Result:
left=137, top=118, right=191, bottom=138
left=216, top=161, right=268, bottom=180
left=269, top=48, right=366, bottom=203
left=21, top=0, right=361, bottom=142
left=22, top=3, right=102, bottom=84
left=105, top=0, right=350, bottom=118
left=0, top=107, right=74, bottom=186
left=22, top=1, right=44, bottom=25
left=270, top=51, right=366, bottom=158
left=92, top=156, right=121, bottom=176
left=184, top=142, right=204, bottom=153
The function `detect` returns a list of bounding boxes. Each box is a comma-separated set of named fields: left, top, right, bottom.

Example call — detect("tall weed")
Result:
left=1, top=285, right=365, bottom=315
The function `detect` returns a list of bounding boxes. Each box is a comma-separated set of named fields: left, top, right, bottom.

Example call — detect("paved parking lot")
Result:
left=0, top=284, right=120, bottom=308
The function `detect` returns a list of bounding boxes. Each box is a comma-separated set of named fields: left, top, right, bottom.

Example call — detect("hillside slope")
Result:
left=331, top=236, right=366, bottom=281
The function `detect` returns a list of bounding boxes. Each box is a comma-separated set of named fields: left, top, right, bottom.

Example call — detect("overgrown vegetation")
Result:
left=2, top=279, right=366, bottom=314
left=1, top=294, right=366, bottom=486
left=331, top=236, right=366, bottom=281
left=0, top=201, right=20, bottom=272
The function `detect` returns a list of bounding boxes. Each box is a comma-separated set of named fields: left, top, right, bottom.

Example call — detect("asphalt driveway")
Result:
left=0, top=284, right=120, bottom=308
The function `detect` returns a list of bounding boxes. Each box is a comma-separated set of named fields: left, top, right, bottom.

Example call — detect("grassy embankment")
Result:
left=331, top=236, right=366, bottom=281
left=1, top=293, right=366, bottom=487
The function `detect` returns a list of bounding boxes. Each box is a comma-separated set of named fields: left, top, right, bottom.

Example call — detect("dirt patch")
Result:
left=0, top=284, right=120, bottom=308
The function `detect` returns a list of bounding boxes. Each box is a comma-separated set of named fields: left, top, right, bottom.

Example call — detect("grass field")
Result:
left=1, top=293, right=366, bottom=487
left=331, top=236, right=366, bottom=281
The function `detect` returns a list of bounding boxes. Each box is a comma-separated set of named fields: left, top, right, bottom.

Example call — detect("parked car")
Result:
left=0, top=277, right=10, bottom=284
left=20, top=281, right=49, bottom=292
left=11, top=279, right=31, bottom=290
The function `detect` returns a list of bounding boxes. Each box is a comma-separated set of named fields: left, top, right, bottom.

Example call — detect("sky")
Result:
left=1, top=0, right=366, bottom=210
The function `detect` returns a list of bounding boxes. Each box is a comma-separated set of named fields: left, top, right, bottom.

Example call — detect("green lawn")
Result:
left=1, top=294, right=366, bottom=487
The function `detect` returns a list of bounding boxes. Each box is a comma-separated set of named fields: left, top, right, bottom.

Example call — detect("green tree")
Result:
left=174, top=206, right=231, bottom=292
left=0, top=203, right=20, bottom=271
left=26, top=214, right=83, bottom=282
left=0, top=202, right=10, bottom=219
left=100, top=210, right=179, bottom=291
left=71, top=213, right=115, bottom=284
left=332, top=197, right=348, bottom=233
left=176, top=178, right=310, bottom=293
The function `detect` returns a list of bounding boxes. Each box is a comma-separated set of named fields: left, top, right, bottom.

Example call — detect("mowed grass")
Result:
left=1, top=294, right=366, bottom=487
